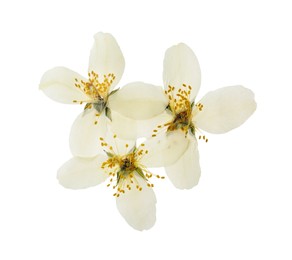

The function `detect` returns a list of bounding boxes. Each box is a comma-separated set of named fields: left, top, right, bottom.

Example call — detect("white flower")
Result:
left=112, top=43, right=257, bottom=189
left=159, top=43, right=257, bottom=189
left=57, top=134, right=182, bottom=231
left=39, top=32, right=127, bottom=157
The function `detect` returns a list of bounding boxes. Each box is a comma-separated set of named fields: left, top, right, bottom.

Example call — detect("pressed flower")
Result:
left=57, top=134, right=183, bottom=231
left=157, top=43, right=257, bottom=189
left=39, top=32, right=126, bottom=157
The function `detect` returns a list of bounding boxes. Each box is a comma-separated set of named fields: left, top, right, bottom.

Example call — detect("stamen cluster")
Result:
left=100, top=137, right=164, bottom=197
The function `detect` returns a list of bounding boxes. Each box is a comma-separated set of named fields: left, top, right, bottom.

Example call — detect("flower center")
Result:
left=100, top=137, right=164, bottom=197
left=164, top=84, right=194, bottom=135
left=73, top=71, right=115, bottom=109
left=151, top=84, right=208, bottom=142
left=120, top=156, right=136, bottom=173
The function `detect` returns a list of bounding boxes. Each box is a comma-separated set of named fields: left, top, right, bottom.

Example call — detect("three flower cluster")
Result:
left=40, top=32, right=256, bottom=231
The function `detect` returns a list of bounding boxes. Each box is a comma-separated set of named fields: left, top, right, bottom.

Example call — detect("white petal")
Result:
left=136, top=112, right=173, bottom=138
left=108, top=82, right=168, bottom=120
left=116, top=175, right=156, bottom=231
left=140, top=130, right=189, bottom=167
left=195, top=86, right=256, bottom=134
left=39, top=67, right=89, bottom=104
left=109, top=110, right=139, bottom=140
left=165, top=139, right=201, bottom=189
left=88, top=32, right=125, bottom=90
left=110, top=110, right=172, bottom=140
left=57, top=155, right=108, bottom=189
left=163, top=43, right=201, bottom=100
left=69, top=109, right=108, bottom=157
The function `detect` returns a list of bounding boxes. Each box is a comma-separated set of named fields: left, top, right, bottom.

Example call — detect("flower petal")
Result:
left=163, top=43, right=201, bottom=101
left=39, top=67, right=90, bottom=104
left=88, top=32, right=125, bottom=90
left=110, top=110, right=173, bottom=140
left=57, top=155, right=108, bottom=189
left=69, top=109, right=108, bottom=157
left=109, top=110, right=138, bottom=140
left=116, top=175, right=156, bottom=231
left=195, top=86, right=256, bottom=134
left=165, top=139, right=201, bottom=189
left=136, top=112, right=173, bottom=138
left=140, top=130, right=189, bottom=167
left=108, top=82, right=168, bottom=120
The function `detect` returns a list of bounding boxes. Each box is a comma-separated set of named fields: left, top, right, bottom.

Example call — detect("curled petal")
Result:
left=116, top=175, right=156, bottom=231
left=57, top=155, right=108, bottom=189
left=108, top=82, right=168, bottom=120
left=165, top=139, right=201, bottom=189
left=39, top=67, right=89, bottom=104
left=69, top=109, right=108, bottom=157
left=88, top=32, right=125, bottom=91
left=195, top=86, right=256, bottom=134
left=140, top=130, right=189, bottom=167
left=163, top=43, right=201, bottom=101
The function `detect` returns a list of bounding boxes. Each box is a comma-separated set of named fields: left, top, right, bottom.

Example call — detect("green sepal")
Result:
left=191, top=101, right=195, bottom=109
left=108, top=88, right=120, bottom=97
left=84, top=103, right=92, bottom=111
left=166, top=103, right=172, bottom=112
left=128, top=145, right=137, bottom=154
left=135, top=167, right=146, bottom=180
left=104, top=150, right=114, bottom=158
left=116, top=171, right=121, bottom=185
left=189, top=123, right=196, bottom=137
left=93, top=101, right=106, bottom=113
left=105, top=107, right=112, bottom=121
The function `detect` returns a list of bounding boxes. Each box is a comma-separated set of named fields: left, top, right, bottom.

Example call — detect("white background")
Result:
left=1, top=0, right=291, bottom=259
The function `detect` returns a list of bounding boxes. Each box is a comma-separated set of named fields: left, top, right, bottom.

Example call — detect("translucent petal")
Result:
left=116, top=175, right=156, bottom=231
left=110, top=110, right=172, bottom=140
left=109, top=110, right=139, bottom=140
left=136, top=112, right=173, bottom=138
left=163, top=43, right=201, bottom=100
left=165, top=139, right=201, bottom=189
left=140, top=130, right=189, bottom=167
left=69, top=109, right=108, bottom=157
left=108, top=82, right=168, bottom=120
left=39, top=67, right=89, bottom=104
left=88, top=32, right=125, bottom=90
left=195, top=86, right=257, bottom=134
left=57, top=155, right=108, bottom=189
